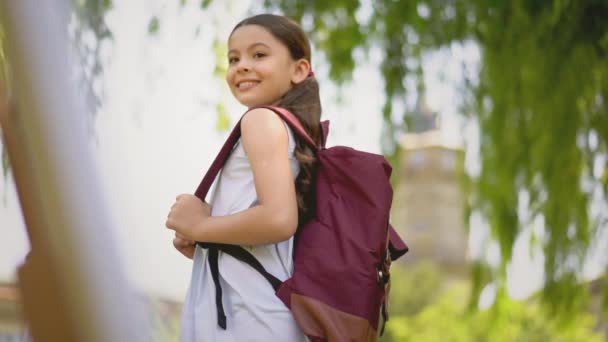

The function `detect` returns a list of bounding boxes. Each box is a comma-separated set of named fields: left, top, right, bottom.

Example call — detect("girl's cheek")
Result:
left=225, top=70, right=234, bottom=84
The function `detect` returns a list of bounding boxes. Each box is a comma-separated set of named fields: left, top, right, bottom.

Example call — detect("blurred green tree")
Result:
left=384, top=263, right=604, bottom=341
left=0, top=22, right=9, bottom=178
left=384, top=283, right=603, bottom=342
left=70, top=0, right=113, bottom=112
left=387, top=261, right=444, bottom=317
left=263, top=0, right=608, bottom=317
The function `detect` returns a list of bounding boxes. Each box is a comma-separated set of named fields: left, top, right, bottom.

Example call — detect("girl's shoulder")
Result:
left=240, top=107, right=290, bottom=154
left=241, top=107, right=284, bottom=128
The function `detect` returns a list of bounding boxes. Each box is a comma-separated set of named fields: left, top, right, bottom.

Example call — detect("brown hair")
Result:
left=231, top=14, right=321, bottom=223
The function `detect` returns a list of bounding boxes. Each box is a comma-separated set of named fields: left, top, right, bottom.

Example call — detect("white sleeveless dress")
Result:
left=179, top=122, right=308, bottom=342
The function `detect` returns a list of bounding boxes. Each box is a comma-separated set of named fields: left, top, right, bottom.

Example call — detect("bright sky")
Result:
left=1, top=0, right=605, bottom=304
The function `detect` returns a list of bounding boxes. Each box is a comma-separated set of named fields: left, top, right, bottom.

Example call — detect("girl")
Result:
left=166, top=14, right=321, bottom=341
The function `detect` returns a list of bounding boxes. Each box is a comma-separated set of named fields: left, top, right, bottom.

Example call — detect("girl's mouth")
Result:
left=237, top=81, right=260, bottom=91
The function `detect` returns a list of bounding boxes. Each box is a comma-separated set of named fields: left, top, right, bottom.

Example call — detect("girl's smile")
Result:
left=236, top=79, right=261, bottom=91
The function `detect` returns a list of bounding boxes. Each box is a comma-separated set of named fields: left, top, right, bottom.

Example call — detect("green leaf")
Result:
left=215, top=102, right=230, bottom=132
left=2, top=145, right=9, bottom=179
left=200, top=0, right=212, bottom=9
left=212, top=38, right=227, bottom=77
left=148, top=16, right=160, bottom=35
left=602, top=277, right=608, bottom=318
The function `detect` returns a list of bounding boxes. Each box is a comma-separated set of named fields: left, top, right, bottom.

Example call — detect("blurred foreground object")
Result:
left=0, top=1, right=145, bottom=341
left=0, top=283, right=25, bottom=339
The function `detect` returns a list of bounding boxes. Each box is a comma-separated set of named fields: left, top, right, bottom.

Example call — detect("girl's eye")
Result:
left=253, top=52, right=266, bottom=59
left=228, top=57, right=239, bottom=64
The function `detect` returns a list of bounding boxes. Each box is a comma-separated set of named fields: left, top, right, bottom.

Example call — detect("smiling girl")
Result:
left=165, top=14, right=320, bottom=341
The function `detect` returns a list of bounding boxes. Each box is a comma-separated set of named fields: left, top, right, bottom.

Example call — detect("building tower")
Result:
left=392, top=93, right=468, bottom=276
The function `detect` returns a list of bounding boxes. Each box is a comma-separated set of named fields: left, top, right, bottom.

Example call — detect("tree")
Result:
left=0, top=22, right=9, bottom=179
left=263, top=0, right=608, bottom=317
left=383, top=263, right=604, bottom=341
left=384, top=283, right=603, bottom=342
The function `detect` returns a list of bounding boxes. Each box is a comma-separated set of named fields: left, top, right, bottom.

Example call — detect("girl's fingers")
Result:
left=173, top=237, right=190, bottom=248
left=173, top=238, right=195, bottom=259
left=174, top=236, right=195, bottom=247
left=175, top=232, right=195, bottom=243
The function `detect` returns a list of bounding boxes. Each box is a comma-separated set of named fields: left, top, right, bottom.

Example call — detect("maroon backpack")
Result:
left=194, top=106, right=408, bottom=341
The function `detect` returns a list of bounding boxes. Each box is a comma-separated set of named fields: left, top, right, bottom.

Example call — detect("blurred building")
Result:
left=392, top=94, right=468, bottom=276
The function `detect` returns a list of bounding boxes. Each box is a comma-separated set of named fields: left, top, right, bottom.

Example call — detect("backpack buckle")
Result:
left=377, top=249, right=393, bottom=286
left=377, top=267, right=390, bottom=286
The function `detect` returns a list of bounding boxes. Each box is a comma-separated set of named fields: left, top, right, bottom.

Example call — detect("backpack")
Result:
left=194, top=106, right=408, bottom=341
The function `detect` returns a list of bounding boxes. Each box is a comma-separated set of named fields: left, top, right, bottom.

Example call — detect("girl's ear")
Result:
left=291, top=58, right=311, bottom=85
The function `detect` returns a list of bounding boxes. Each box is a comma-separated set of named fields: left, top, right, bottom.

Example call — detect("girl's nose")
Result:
left=237, top=60, right=251, bottom=73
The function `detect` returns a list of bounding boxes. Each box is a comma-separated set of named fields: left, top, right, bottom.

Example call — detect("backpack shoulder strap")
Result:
left=259, top=106, right=320, bottom=149
left=194, top=119, right=243, bottom=201
left=194, top=106, right=326, bottom=201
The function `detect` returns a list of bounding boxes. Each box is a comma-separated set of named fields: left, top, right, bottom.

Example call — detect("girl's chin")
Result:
left=241, top=98, right=281, bottom=109
left=241, top=100, right=264, bottom=108
left=238, top=95, right=261, bottom=107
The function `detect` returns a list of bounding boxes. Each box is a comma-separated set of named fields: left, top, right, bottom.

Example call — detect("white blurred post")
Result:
left=0, top=1, right=146, bottom=341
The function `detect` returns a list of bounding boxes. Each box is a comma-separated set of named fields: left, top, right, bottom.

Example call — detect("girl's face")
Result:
left=226, top=24, right=308, bottom=108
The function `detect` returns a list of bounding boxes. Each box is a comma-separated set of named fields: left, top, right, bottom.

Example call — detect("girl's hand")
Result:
left=166, top=194, right=211, bottom=240
left=173, top=232, right=196, bottom=259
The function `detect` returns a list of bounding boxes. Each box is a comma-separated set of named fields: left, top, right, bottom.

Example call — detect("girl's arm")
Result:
left=167, top=107, right=299, bottom=245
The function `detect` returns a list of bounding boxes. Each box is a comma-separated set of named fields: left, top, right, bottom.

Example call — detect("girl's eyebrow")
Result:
left=228, top=42, right=271, bottom=55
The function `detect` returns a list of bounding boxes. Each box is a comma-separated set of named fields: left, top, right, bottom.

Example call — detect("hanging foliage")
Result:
left=264, top=0, right=608, bottom=316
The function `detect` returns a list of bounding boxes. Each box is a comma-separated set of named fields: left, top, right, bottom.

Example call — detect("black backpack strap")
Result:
left=388, top=224, right=409, bottom=260
left=198, top=242, right=284, bottom=330
left=206, top=246, right=227, bottom=329
left=203, top=242, right=283, bottom=290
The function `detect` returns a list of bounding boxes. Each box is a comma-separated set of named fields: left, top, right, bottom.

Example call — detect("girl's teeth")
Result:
left=239, top=82, right=258, bottom=89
